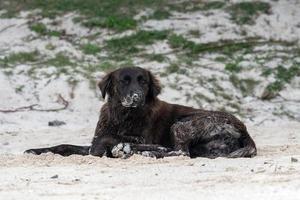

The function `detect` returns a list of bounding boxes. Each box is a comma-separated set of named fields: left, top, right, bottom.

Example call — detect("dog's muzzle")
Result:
left=121, top=91, right=144, bottom=108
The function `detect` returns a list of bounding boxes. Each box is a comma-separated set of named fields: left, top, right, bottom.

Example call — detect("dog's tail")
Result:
left=228, top=131, right=257, bottom=158
left=24, top=144, right=90, bottom=156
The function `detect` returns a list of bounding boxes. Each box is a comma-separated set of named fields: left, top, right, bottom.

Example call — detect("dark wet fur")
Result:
left=24, top=144, right=90, bottom=156
left=25, top=67, right=257, bottom=159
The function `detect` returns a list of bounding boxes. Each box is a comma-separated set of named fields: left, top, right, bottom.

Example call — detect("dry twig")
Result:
left=0, top=94, right=69, bottom=113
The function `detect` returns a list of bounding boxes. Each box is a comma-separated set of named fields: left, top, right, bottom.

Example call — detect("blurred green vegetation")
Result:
left=0, top=0, right=299, bottom=116
left=229, top=1, right=271, bottom=25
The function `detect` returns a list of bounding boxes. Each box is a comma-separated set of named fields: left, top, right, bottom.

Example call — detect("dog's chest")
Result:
left=113, top=115, right=148, bottom=137
left=110, top=107, right=150, bottom=136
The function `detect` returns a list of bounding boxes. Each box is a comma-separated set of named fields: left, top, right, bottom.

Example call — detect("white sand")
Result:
left=1, top=0, right=300, bottom=199
left=1, top=122, right=300, bottom=200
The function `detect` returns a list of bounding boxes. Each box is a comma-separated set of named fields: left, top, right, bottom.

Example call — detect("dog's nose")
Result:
left=132, top=93, right=139, bottom=101
left=125, top=96, right=132, bottom=102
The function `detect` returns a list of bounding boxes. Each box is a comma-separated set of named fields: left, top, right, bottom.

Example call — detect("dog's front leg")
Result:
left=90, top=134, right=122, bottom=157
left=88, top=109, right=120, bottom=157
left=24, top=144, right=90, bottom=156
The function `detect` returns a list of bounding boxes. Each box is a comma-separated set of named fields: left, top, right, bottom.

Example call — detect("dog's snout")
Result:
left=130, top=90, right=142, bottom=100
left=132, top=93, right=139, bottom=101
left=121, top=90, right=144, bottom=108
left=125, top=96, right=132, bottom=102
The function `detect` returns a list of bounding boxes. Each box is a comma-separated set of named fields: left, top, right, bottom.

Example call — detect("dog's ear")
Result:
left=98, top=72, right=113, bottom=99
left=147, top=71, right=161, bottom=100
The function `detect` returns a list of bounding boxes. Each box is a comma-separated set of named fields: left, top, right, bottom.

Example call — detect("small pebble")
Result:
left=291, top=157, right=298, bottom=162
left=48, top=120, right=66, bottom=127
left=51, top=174, right=59, bottom=179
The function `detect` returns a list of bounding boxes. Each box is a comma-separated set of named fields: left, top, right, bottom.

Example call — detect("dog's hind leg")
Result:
left=24, top=144, right=90, bottom=156
left=170, top=120, right=200, bottom=157
left=228, top=131, right=257, bottom=158
left=171, top=113, right=257, bottom=158
left=170, top=115, right=252, bottom=158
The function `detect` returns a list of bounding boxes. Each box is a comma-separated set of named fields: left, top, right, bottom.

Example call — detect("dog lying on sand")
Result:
left=25, top=67, right=257, bottom=159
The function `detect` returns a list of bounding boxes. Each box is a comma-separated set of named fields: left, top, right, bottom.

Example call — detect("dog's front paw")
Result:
left=111, top=143, right=133, bottom=159
left=24, top=148, right=46, bottom=155
left=24, top=149, right=37, bottom=155
left=166, top=150, right=189, bottom=157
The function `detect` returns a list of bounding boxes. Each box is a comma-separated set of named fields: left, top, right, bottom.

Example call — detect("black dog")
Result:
left=25, top=67, right=257, bottom=158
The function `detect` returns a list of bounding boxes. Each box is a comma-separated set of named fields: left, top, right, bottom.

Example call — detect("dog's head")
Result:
left=98, top=67, right=161, bottom=108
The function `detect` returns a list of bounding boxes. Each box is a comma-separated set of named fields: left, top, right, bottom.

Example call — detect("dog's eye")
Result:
left=139, top=79, right=147, bottom=85
left=120, top=75, right=131, bottom=85
left=138, top=75, right=147, bottom=85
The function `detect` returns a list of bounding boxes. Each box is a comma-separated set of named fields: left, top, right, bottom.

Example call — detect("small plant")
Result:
left=87, top=61, right=116, bottom=73
left=84, top=16, right=137, bottom=31
left=168, top=34, right=258, bottom=56
left=3, top=70, right=13, bottom=76
left=261, top=67, right=272, bottom=77
left=0, top=10, right=17, bottom=18
left=168, top=34, right=191, bottom=49
left=261, top=81, right=283, bottom=100
left=46, top=53, right=73, bottom=67
left=81, top=43, right=101, bottom=55
left=193, top=93, right=214, bottom=103
left=215, top=56, right=227, bottom=62
left=230, top=75, right=259, bottom=96
left=168, top=1, right=225, bottom=12
left=188, top=30, right=201, bottom=37
left=147, top=54, right=165, bottom=63
left=106, top=30, right=169, bottom=56
left=229, top=2, right=271, bottom=25
left=200, top=1, right=226, bottom=10
left=149, top=9, right=171, bottom=20
left=276, top=65, right=300, bottom=83
left=0, top=51, right=40, bottom=66
left=166, top=63, right=180, bottom=74
left=97, top=61, right=116, bottom=71
left=29, top=22, right=62, bottom=37
left=225, top=62, right=241, bottom=72
left=29, top=23, right=48, bottom=35
left=261, top=64, right=300, bottom=99
left=15, top=85, right=25, bottom=93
